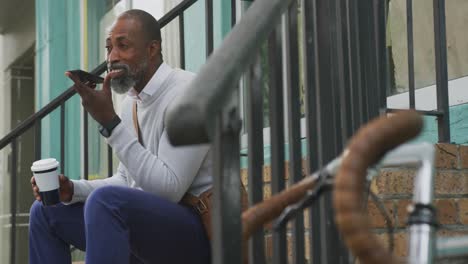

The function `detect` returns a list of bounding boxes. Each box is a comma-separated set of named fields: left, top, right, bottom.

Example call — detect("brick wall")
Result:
left=241, top=143, right=468, bottom=263
left=370, top=143, right=468, bottom=259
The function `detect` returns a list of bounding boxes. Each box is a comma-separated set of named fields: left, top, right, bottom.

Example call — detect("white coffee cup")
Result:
left=31, top=158, right=60, bottom=206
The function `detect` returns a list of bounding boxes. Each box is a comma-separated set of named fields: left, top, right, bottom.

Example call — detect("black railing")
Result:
left=166, top=0, right=299, bottom=263
left=166, top=0, right=451, bottom=264
left=0, top=0, right=200, bottom=263
left=267, top=21, right=287, bottom=264
left=385, top=0, right=450, bottom=142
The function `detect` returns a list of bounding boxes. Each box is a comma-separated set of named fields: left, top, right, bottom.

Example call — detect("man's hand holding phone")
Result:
left=65, top=70, right=119, bottom=125
left=67, top=70, right=104, bottom=84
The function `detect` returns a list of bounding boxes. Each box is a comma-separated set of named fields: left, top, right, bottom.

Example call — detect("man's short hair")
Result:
left=119, top=9, right=162, bottom=43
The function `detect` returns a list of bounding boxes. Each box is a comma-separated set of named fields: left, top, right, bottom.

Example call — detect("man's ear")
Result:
left=148, top=40, right=161, bottom=60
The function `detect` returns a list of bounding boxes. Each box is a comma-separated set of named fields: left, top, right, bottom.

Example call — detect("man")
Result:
left=29, top=9, right=212, bottom=264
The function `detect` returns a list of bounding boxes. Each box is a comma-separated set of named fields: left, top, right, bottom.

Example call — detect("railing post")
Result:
left=313, top=0, right=353, bottom=262
left=284, top=1, right=305, bottom=263
left=179, top=13, right=185, bottom=70
left=373, top=0, right=387, bottom=111
left=407, top=0, right=416, bottom=108
left=231, top=0, right=237, bottom=26
left=60, top=103, right=65, bottom=174
left=301, top=0, right=323, bottom=262
left=246, top=54, right=266, bottom=264
left=346, top=0, right=365, bottom=131
left=205, top=0, right=214, bottom=57
left=10, top=139, right=17, bottom=264
left=268, top=23, right=287, bottom=264
left=83, top=110, right=89, bottom=180
left=433, top=0, right=450, bottom=143
left=35, top=120, right=42, bottom=161
left=211, top=107, right=243, bottom=264
left=107, top=146, right=113, bottom=177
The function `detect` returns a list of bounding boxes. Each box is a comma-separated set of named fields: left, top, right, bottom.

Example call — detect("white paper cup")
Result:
left=31, top=158, right=60, bottom=206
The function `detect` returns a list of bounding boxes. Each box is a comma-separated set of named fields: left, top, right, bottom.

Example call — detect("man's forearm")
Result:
left=64, top=173, right=127, bottom=204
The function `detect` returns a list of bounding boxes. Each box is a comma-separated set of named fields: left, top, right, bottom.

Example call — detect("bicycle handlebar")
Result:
left=241, top=173, right=320, bottom=242
left=334, top=111, right=423, bottom=264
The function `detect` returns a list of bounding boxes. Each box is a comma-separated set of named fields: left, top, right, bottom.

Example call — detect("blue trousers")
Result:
left=29, top=186, right=211, bottom=264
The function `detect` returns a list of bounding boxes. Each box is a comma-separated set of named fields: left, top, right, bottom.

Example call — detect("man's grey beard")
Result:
left=108, top=61, right=147, bottom=94
left=110, top=73, right=136, bottom=94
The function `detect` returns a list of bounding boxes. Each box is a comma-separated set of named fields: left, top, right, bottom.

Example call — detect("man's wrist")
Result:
left=99, top=112, right=118, bottom=126
left=70, top=180, right=74, bottom=200
left=64, top=180, right=74, bottom=203
left=99, top=115, right=121, bottom=138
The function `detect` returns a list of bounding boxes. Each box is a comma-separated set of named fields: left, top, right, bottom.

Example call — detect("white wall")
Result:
left=0, top=5, right=35, bottom=72
left=0, top=6, right=35, bottom=262
left=161, top=0, right=182, bottom=68
left=0, top=4, right=35, bottom=138
left=133, top=0, right=181, bottom=68
left=389, top=0, right=468, bottom=92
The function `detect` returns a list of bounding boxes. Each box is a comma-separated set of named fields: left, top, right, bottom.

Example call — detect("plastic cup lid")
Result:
left=31, top=158, right=60, bottom=172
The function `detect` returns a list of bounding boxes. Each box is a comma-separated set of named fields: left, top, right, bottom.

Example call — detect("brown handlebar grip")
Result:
left=241, top=175, right=319, bottom=243
left=333, top=111, right=423, bottom=264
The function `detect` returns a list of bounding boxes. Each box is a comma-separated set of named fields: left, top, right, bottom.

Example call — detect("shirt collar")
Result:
left=127, top=62, right=172, bottom=103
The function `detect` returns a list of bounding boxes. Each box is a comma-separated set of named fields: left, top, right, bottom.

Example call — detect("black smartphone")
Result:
left=68, top=70, right=104, bottom=84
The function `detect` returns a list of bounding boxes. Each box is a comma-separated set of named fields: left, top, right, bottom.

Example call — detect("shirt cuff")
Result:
left=61, top=180, right=89, bottom=205
left=106, top=122, right=136, bottom=153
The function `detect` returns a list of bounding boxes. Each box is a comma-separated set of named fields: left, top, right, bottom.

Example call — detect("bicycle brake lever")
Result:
left=273, top=171, right=334, bottom=230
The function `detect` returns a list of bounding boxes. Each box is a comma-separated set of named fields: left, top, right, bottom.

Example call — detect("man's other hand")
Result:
left=31, top=174, right=74, bottom=203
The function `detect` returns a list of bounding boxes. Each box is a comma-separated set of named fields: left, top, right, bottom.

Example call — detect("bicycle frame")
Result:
left=379, top=142, right=437, bottom=264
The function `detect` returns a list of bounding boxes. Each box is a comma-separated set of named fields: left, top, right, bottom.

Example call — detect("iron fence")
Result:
left=167, top=0, right=451, bottom=263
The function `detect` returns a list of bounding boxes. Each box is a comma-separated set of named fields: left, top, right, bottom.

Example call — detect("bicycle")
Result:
left=241, top=111, right=468, bottom=263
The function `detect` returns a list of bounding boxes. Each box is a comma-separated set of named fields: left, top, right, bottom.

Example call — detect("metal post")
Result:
left=179, top=14, right=185, bottom=70
left=268, top=25, right=287, bottom=264
left=347, top=0, right=364, bottom=130
left=315, top=0, right=351, bottom=262
left=231, top=0, right=237, bottom=27
left=284, top=2, right=305, bottom=263
left=337, top=0, right=353, bottom=139
left=357, top=0, right=372, bottom=122
left=211, top=109, right=242, bottom=264
left=107, top=146, right=113, bottom=177
left=433, top=0, right=450, bottom=142
left=35, top=120, right=41, bottom=161
left=83, top=110, right=89, bottom=180
left=246, top=54, right=266, bottom=264
left=407, top=0, right=416, bottom=108
left=301, top=0, right=323, bottom=262
left=60, top=103, right=65, bottom=174
left=373, top=0, right=387, bottom=110
left=10, top=139, right=17, bottom=264
left=205, top=0, right=214, bottom=57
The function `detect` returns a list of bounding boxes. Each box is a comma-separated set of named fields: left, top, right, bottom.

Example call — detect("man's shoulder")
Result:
left=164, top=68, right=195, bottom=94
left=172, top=68, right=196, bottom=83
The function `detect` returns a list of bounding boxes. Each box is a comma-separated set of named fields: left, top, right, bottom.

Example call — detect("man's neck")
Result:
left=134, top=60, right=163, bottom=93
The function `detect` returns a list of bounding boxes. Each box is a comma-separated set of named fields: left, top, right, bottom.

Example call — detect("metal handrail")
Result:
left=0, top=0, right=198, bottom=150
left=165, top=0, right=292, bottom=145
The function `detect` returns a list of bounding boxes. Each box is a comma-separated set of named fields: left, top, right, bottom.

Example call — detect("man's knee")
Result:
left=29, top=200, right=45, bottom=226
left=87, top=186, right=123, bottom=204
left=84, top=186, right=124, bottom=218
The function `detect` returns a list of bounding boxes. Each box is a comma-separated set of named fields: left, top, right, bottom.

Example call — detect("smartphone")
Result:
left=68, top=70, right=104, bottom=84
